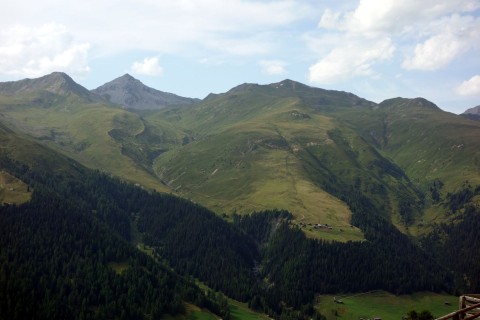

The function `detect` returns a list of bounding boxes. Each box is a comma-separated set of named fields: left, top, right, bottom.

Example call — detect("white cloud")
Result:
left=130, top=57, right=163, bottom=76
left=318, top=0, right=480, bottom=35
left=402, top=34, right=466, bottom=71
left=308, top=0, right=480, bottom=85
left=0, top=23, right=90, bottom=78
left=308, top=38, right=395, bottom=84
left=0, top=0, right=313, bottom=58
left=402, top=14, right=480, bottom=70
left=259, top=60, right=287, bottom=75
left=456, top=75, right=480, bottom=96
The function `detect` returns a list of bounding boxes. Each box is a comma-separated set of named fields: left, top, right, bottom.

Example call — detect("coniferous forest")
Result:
left=2, top=149, right=478, bottom=319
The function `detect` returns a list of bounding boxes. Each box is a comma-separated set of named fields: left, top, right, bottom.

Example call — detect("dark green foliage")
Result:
left=429, top=179, right=444, bottom=203
left=259, top=221, right=451, bottom=310
left=445, top=185, right=477, bottom=213
left=0, top=156, right=232, bottom=319
left=137, top=195, right=260, bottom=301
left=0, top=151, right=463, bottom=320
left=233, top=209, right=293, bottom=244
left=0, top=188, right=197, bottom=319
left=422, top=203, right=480, bottom=293
left=406, top=309, right=434, bottom=320
left=233, top=210, right=450, bottom=317
left=399, top=197, right=415, bottom=225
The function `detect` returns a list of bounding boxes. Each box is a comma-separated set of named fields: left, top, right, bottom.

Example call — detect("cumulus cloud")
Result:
left=309, top=38, right=394, bottom=84
left=402, top=34, right=466, bottom=70
left=0, top=23, right=90, bottom=78
left=130, top=57, right=163, bottom=76
left=456, top=75, right=480, bottom=96
left=1, top=0, right=312, bottom=58
left=308, top=0, right=480, bottom=85
left=318, top=0, right=480, bottom=35
left=259, top=60, right=287, bottom=75
left=402, top=14, right=480, bottom=70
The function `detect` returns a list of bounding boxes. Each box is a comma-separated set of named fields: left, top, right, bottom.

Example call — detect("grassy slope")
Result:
left=148, top=83, right=429, bottom=241
left=317, top=291, right=457, bottom=320
left=0, top=119, right=89, bottom=205
left=3, top=81, right=479, bottom=241
left=150, top=88, right=361, bottom=241
left=347, top=98, right=480, bottom=190
left=337, top=98, right=480, bottom=232
left=0, top=94, right=169, bottom=192
left=0, top=170, right=31, bottom=204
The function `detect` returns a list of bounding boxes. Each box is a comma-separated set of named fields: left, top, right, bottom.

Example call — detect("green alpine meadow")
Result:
left=0, top=72, right=479, bottom=319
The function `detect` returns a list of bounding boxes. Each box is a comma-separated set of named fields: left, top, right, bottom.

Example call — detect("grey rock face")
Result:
left=92, top=74, right=198, bottom=109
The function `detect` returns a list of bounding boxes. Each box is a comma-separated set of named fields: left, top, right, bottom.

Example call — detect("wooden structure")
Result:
left=435, top=295, right=480, bottom=320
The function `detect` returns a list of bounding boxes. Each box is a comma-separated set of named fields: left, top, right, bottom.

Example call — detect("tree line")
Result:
left=0, top=151, right=473, bottom=319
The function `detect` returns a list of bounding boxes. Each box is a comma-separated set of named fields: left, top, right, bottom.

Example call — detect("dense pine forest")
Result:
left=422, top=184, right=480, bottom=294
left=2, top=148, right=477, bottom=319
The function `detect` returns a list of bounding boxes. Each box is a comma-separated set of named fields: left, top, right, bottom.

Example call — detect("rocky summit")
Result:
left=92, top=73, right=198, bottom=110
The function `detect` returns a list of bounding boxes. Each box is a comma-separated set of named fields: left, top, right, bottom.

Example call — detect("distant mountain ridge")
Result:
left=0, top=71, right=479, bottom=242
left=463, top=105, right=480, bottom=114
left=462, top=105, right=480, bottom=121
left=92, top=74, right=198, bottom=109
left=0, top=72, right=97, bottom=102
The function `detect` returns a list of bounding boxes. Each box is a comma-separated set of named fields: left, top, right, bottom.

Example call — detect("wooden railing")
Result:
left=435, top=295, right=480, bottom=320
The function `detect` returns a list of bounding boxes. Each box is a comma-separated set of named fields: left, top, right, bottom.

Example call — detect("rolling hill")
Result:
left=1, top=73, right=479, bottom=241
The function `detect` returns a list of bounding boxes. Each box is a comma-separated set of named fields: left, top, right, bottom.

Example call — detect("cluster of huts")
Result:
left=297, top=222, right=333, bottom=230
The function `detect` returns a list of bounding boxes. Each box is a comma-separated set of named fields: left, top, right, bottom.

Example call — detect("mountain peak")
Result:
left=45, top=71, right=71, bottom=81
left=0, top=72, right=95, bottom=101
left=272, top=79, right=309, bottom=89
left=380, top=97, right=440, bottom=111
left=463, top=105, right=480, bottom=115
left=39, top=72, right=78, bottom=91
left=462, top=105, right=480, bottom=121
left=118, top=73, right=137, bottom=82
left=92, top=74, right=198, bottom=110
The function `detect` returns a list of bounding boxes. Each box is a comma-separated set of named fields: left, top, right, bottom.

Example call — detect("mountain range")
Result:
left=0, top=72, right=479, bottom=239
left=1, top=71, right=480, bottom=319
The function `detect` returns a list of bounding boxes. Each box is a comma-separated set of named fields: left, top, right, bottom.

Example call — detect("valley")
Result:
left=0, top=72, right=479, bottom=319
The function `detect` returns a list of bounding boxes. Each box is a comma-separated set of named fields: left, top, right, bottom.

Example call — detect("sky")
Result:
left=1, top=0, right=479, bottom=114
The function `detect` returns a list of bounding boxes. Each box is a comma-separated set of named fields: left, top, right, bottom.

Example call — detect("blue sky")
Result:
left=1, top=0, right=479, bottom=114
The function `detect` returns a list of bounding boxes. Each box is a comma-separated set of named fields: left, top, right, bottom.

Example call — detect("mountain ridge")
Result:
left=0, top=72, right=97, bottom=102
left=1, top=71, right=479, bottom=240
left=463, top=105, right=480, bottom=114
left=462, top=105, right=480, bottom=121
left=92, top=73, right=199, bottom=110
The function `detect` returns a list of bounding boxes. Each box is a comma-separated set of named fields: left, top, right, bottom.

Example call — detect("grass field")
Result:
left=316, top=291, right=457, bottom=320
left=0, top=170, right=31, bottom=204
left=160, top=304, right=219, bottom=320
left=229, top=300, right=271, bottom=320
left=159, top=297, right=269, bottom=320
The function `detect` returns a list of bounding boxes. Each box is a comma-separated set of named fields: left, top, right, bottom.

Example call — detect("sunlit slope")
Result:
left=153, top=98, right=357, bottom=235
left=332, top=98, right=480, bottom=231
left=0, top=120, right=86, bottom=198
left=150, top=81, right=422, bottom=239
left=338, top=97, right=480, bottom=193
left=0, top=92, right=168, bottom=192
